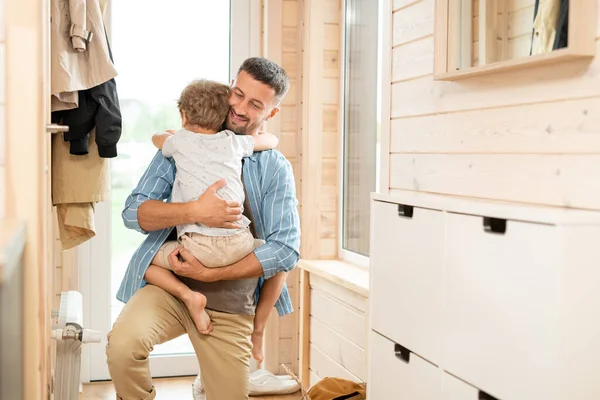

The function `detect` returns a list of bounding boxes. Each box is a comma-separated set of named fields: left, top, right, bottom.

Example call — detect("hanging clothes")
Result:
left=51, top=0, right=122, bottom=157
left=50, top=0, right=118, bottom=249
left=51, top=0, right=117, bottom=96
left=52, top=129, right=109, bottom=250
left=530, top=0, right=569, bottom=55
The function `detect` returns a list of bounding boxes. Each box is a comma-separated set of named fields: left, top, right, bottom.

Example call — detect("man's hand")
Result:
left=187, top=179, right=243, bottom=228
left=168, top=246, right=218, bottom=282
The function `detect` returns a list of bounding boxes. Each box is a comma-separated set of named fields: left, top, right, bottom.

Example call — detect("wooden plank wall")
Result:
left=263, top=0, right=303, bottom=375
left=271, top=0, right=359, bottom=382
left=388, top=0, right=600, bottom=210
left=296, top=0, right=371, bottom=387
left=307, top=275, right=368, bottom=386
left=4, top=0, right=53, bottom=397
left=268, top=0, right=342, bottom=376
left=320, top=0, right=341, bottom=260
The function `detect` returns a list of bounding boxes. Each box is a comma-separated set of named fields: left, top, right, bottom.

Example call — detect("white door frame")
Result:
left=80, top=0, right=262, bottom=383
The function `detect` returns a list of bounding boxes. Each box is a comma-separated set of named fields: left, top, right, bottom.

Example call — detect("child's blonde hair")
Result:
left=178, top=79, right=230, bottom=131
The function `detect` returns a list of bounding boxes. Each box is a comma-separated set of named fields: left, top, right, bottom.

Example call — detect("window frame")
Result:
left=434, top=0, right=597, bottom=81
left=338, top=0, right=383, bottom=268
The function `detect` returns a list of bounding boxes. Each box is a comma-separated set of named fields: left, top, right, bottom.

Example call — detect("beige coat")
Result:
left=531, top=0, right=560, bottom=55
left=51, top=0, right=116, bottom=97
left=51, top=0, right=113, bottom=249
left=52, top=130, right=110, bottom=250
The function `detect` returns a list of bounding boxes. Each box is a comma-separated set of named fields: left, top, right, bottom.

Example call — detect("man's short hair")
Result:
left=238, top=57, right=290, bottom=103
left=178, top=79, right=230, bottom=131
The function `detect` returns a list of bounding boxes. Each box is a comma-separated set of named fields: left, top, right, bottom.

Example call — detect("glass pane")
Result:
left=342, top=0, right=380, bottom=256
left=110, top=0, right=231, bottom=356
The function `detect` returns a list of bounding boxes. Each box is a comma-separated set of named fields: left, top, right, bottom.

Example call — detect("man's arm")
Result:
left=122, top=151, right=176, bottom=233
left=169, top=155, right=300, bottom=281
left=122, top=151, right=243, bottom=233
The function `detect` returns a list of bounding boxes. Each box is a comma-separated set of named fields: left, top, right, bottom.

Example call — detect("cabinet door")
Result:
left=443, top=212, right=562, bottom=400
left=440, top=372, right=485, bottom=400
left=370, top=200, right=445, bottom=362
left=368, top=331, right=441, bottom=400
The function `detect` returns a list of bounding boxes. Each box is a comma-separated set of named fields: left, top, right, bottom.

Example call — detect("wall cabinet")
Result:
left=368, top=192, right=600, bottom=400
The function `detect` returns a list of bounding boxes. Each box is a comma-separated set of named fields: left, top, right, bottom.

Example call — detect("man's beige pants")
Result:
left=106, top=285, right=254, bottom=400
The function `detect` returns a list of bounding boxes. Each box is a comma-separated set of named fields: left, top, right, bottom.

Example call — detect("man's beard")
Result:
left=225, top=109, right=266, bottom=135
left=225, top=110, right=264, bottom=135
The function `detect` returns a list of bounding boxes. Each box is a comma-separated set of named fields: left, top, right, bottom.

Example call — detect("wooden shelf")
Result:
left=298, top=259, right=369, bottom=298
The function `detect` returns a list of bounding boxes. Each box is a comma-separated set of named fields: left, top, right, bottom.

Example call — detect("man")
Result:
left=106, top=57, right=300, bottom=400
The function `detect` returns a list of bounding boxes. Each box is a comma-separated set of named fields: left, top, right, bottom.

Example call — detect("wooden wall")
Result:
left=264, top=0, right=343, bottom=376
left=320, top=0, right=341, bottom=260
left=387, top=0, right=600, bottom=208
left=268, top=0, right=369, bottom=383
left=307, top=275, right=368, bottom=386
left=294, top=0, right=371, bottom=388
left=5, top=0, right=53, bottom=397
left=263, top=0, right=304, bottom=376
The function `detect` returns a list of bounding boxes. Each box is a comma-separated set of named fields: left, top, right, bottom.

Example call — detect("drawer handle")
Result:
left=394, top=343, right=410, bottom=364
left=478, top=391, right=499, bottom=400
left=397, top=204, right=414, bottom=218
left=483, top=217, right=507, bottom=234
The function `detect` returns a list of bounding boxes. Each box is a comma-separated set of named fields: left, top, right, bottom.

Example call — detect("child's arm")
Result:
left=252, top=132, right=279, bottom=151
left=152, top=130, right=176, bottom=150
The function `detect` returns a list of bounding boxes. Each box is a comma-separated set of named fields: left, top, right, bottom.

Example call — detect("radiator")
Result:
left=51, top=291, right=102, bottom=400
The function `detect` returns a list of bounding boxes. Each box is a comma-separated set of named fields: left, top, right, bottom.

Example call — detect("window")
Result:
left=341, top=0, right=381, bottom=261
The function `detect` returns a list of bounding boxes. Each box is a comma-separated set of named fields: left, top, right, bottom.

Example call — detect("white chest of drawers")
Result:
left=368, top=192, right=600, bottom=400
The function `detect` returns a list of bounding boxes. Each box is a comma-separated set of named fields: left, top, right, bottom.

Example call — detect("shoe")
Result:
left=192, top=374, right=205, bottom=400
left=193, top=369, right=300, bottom=398
left=250, top=369, right=294, bottom=382
left=249, top=369, right=300, bottom=396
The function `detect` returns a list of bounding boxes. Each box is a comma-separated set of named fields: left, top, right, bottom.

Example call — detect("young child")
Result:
left=144, top=79, right=279, bottom=362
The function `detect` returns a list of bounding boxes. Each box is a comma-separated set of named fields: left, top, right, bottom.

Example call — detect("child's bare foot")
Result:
left=251, top=330, right=264, bottom=363
left=184, top=292, right=213, bottom=335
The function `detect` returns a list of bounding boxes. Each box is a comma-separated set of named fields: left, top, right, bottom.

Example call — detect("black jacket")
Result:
left=52, top=29, right=122, bottom=158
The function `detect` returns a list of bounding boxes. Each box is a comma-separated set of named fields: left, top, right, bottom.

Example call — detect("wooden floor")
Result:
left=80, top=376, right=302, bottom=400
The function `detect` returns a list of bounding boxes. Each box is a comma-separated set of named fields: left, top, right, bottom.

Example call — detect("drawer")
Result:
left=368, top=330, right=441, bottom=400
left=443, top=213, right=563, bottom=399
left=370, top=200, right=445, bottom=362
left=440, top=372, right=498, bottom=400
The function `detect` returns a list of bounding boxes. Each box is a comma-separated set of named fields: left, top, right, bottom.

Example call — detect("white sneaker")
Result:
left=192, top=374, right=205, bottom=400
left=192, top=370, right=300, bottom=398
left=249, top=369, right=300, bottom=396
left=250, top=369, right=294, bottom=382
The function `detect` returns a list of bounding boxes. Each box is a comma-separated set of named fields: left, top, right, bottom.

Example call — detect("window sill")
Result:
left=297, top=259, right=369, bottom=298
